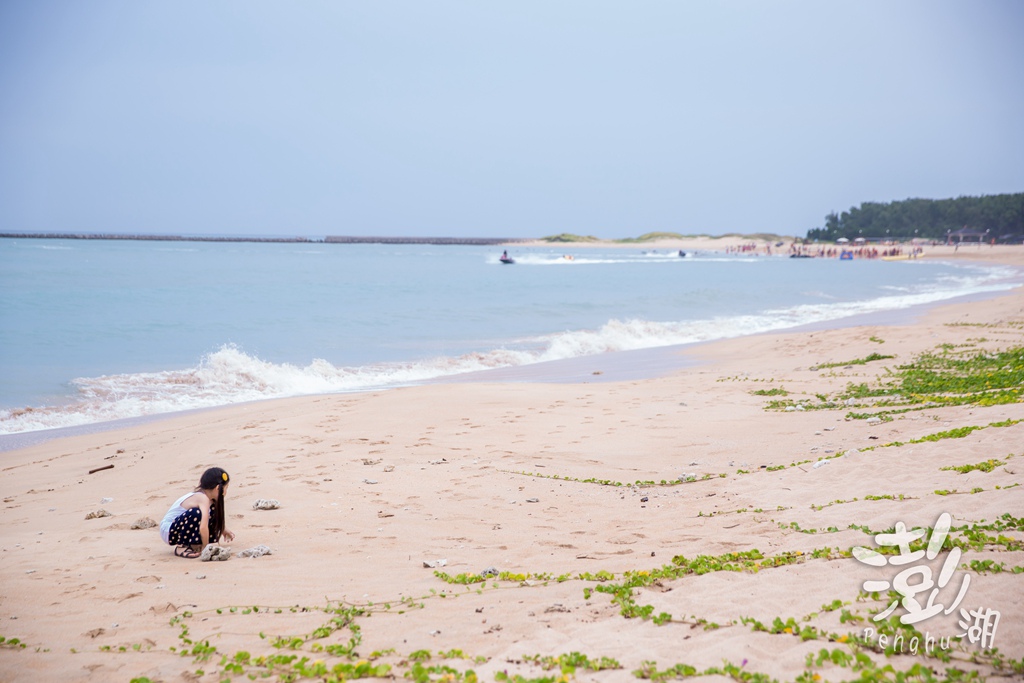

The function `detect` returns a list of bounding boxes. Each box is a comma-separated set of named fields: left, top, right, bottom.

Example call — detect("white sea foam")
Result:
left=490, top=251, right=763, bottom=266
left=0, top=272, right=1016, bottom=435
left=495, top=253, right=696, bottom=266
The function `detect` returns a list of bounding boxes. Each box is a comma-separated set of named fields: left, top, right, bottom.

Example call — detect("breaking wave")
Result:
left=0, top=272, right=1017, bottom=435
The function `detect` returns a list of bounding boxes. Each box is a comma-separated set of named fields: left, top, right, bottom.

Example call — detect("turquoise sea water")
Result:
left=0, top=238, right=1020, bottom=434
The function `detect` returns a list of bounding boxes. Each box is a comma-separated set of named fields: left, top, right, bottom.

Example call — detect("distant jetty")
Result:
left=0, top=233, right=532, bottom=246
left=324, top=236, right=527, bottom=245
left=0, top=233, right=316, bottom=243
left=0, top=233, right=531, bottom=246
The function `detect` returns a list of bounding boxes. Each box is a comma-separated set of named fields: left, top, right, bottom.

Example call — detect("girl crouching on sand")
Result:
left=160, top=467, right=235, bottom=558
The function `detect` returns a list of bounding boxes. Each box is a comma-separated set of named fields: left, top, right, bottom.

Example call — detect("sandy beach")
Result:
left=513, top=236, right=1024, bottom=262
left=2, top=251, right=1023, bottom=683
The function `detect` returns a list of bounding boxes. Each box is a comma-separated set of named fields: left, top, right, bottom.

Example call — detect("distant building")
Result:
left=947, top=227, right=987, bottom=244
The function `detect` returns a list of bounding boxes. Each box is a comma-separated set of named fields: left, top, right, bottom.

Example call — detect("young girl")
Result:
left=160, top=467, right=236, bottom=558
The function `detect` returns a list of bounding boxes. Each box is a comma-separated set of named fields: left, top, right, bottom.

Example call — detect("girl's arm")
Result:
left=197, top=496, right=212, bottom=547
left=222, top=527, right=235, bottom=542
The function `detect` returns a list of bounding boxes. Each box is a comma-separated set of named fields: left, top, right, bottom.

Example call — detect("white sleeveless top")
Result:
left=160, top=492, right=198, bottom=544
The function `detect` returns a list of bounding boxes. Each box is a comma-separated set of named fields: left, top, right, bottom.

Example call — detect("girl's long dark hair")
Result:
left=197, top=467, right=229, bottom=543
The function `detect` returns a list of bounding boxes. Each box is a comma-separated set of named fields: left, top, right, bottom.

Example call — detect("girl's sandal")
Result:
left=174, top=545, right=201, bottom=559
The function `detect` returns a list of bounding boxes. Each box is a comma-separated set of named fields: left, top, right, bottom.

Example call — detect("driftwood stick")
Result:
left=88, top=464, right=114, bottom=475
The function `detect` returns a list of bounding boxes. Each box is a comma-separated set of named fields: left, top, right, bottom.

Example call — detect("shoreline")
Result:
left=2, top=277, right=1020, bottom=453
left=507, top=237, right=1024, bottom=260
left=1, top=269, right=1022, bottom=681
left=8, top=231, right=1020, bottom=260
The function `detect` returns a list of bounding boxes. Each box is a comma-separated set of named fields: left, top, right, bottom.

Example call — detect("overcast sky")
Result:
left=1, top=1, right=1021, bottom=239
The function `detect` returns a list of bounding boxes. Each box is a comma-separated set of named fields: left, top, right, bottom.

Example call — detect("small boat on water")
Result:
left=499, top=256, right=515, bottom=264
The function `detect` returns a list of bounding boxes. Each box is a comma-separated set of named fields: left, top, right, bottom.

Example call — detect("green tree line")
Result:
left=806, top=193, right=1024, bottom=242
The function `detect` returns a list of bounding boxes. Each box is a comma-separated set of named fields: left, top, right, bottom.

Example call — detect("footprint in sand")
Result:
left=149, top=603, right=178, bottom=615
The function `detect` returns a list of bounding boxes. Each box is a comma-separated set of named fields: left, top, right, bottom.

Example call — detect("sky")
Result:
left=0, top=1, right=1022, bottom=239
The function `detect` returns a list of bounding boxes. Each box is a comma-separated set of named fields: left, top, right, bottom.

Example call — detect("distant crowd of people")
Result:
left=788, top=245, right=924, bottom=259
left=721, top=241, right=974, bottom=259
left=726, top=243, right=769, bottom=255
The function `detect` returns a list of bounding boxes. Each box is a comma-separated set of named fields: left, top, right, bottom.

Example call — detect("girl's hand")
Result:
left=223, top=529, right=235, bottom=543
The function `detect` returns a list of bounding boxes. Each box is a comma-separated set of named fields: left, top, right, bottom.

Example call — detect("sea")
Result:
left=1, top=238, right=1020, bottom=439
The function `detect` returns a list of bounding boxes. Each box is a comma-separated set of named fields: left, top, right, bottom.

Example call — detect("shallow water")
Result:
left=0, top=238, right=1019, bottom=434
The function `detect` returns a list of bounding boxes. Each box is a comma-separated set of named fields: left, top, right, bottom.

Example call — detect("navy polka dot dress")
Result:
left=167, top=502, right=217, bottom=546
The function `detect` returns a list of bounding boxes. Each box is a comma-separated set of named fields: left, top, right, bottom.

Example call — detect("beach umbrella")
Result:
left=836, top=237, right=850, bottom=243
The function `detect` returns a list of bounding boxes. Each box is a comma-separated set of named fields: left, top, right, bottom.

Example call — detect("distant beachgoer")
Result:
left=502, top=250, right=508, bottom=259
left=160, top=467, right=235, bottom=559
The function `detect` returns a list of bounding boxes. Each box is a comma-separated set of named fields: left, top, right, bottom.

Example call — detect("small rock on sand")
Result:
left=130, top=517, right=157, bottom=530
left=252, top=499, right=280, bottom=510
left=85, top=509, right=111, bottom=520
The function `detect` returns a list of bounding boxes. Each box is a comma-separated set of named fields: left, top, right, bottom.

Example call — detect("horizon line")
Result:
left=0, top=232, right=534, bottom=246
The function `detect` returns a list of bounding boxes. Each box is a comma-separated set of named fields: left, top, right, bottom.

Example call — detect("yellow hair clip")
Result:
left=222, top=472, right=229, bottom=481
